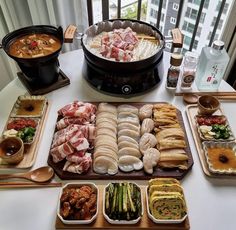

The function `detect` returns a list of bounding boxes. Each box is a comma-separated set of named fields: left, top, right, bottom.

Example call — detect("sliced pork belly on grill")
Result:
left=57, top=101, right=97, bottom=119
left=50, top=142, right=74, bottom=163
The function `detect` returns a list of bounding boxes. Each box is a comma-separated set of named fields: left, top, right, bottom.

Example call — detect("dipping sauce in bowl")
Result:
left=0, top=137, right=24, bottom=164
left=197, top=95, right=220, bottom=115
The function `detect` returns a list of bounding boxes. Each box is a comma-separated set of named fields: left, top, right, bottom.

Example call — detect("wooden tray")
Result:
left=48, top=102, right=194, bottom=180
left=17, top=69, right=70, bottom=95
left=186, top=104, right=236, bottom=178
left=0, top=99, right=49, bottom=169
left=55, top=185, right=190, bottom=229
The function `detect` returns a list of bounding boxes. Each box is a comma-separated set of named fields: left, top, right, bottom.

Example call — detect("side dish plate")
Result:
left=11, top=95, right=47, bottom=117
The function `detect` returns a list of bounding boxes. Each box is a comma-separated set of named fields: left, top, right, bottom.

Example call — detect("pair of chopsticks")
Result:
left=175, top=92, right=236, bottom=100
left=0, top=182, right=62, bottom=189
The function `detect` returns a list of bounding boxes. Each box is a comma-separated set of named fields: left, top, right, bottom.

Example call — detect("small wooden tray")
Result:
left=0, top=99, right=49, bottom=169
left=186, top=104, right=236, bottom=178
left=48, top=102, right=194, bottom=180
left=17, top=69, right=70, bottom=95
left=55, top=185, right=190, bottom=229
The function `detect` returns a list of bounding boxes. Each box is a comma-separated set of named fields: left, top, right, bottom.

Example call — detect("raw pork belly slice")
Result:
left=52, top=124, right=96, bottom=148
left=49, top=101, right=97, bottom=174
left=50, top=142, right=74, bottom=163
left=58, top=101, right=97, bottom=119
left=100, top=27, right=139, bottom=62
left=56, top=117, right=95, bottom=130
left=63, top=153, right=92, bottom=174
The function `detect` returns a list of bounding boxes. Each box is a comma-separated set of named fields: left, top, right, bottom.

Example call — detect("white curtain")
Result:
left=0, top=0, right=88, bottom=90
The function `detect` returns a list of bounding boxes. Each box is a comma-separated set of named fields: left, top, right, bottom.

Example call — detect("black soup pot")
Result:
left=1, top=25, right=63, bottom=86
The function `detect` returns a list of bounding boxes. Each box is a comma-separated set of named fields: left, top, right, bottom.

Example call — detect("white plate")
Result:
left=57, top=182, right=99, bottom=224
left=146, top=186, right=187, bottom=224
left=195, top=115, right=235, bottom=142
left=103, top=182, right=143, bottom=224
left=203, top=141, right=236, bottom=175
left=11, top=95, right=47, bottom=118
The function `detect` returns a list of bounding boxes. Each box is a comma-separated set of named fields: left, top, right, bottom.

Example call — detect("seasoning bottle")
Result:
left=166, top=53, right=183, bottom=90
left=181, top=51, right=198, bottom=90
left=195, top=40, right=229, bottom=91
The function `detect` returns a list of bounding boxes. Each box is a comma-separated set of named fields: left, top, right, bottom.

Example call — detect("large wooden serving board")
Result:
left=186, top=104, right=236, bottom=178
left=0, top=99, right=49, bottom=169
left=48, top=102, right=194, bottom=180
left=55, top=185, right=190, bottom=230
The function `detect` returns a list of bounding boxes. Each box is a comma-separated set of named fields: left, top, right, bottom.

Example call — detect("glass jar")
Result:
left=166, top=53, right=183, bottom=90
left=181, top=51, right=198, bottom=90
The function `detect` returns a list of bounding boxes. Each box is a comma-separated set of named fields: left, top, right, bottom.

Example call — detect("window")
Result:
left=185, top=7, right=191, bottom=18
left=216, top=1, right=229, bottom=14
left=170, top=17, right=176, bottom=24
left=207, top=32, right=212, bottom=40
left=182, top=21, right=188, bottom=31
left=166, top=43, right=172, bottom=49
left=200, top=13, right=206, bottom=23
left=163, top=0, right=167, bottom=9
left=188, top=0, right=201, bottom=5
left=211, top=17, right=216, bottom=27
left=150, top=9, right=157, bottom=18
left=186, top=22, right=195, bottom=33
left=184, top=36, right=192, bottom=46
left=223, top=3, right=229, bottom=14
left=204, top=0, right=210, bottom=9
left=151, top=0, right=159, bottom=5
left=185, top=7, right=198, bottom=20
left=173, top=3, right=179, bottom=11
left=196, top=27, right=202, bottom=37
left=193, top=40, right=199, bottom=49
left=218, top=19, right=223, bottom=30
left=161, top=13, right=164, bottom=21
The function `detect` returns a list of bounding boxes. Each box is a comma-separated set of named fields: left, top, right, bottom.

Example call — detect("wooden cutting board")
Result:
left=55, top=185, right=190, bottom=230
left=48, top=102, right=194, bottom=180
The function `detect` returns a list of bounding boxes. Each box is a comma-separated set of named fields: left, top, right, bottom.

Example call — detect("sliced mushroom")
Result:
left=139, top=104, right=153, bottom=120
left=118, top=155, right=143, bottom=172
left=139, top=133, right=157, bottom=154
left=93, top=156, right=118, bottom=175
left=141, top=118, right=155, bottom=135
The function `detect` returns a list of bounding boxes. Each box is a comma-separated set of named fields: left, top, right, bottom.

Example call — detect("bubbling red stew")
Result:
left=9, top=33, right=61, bottom=58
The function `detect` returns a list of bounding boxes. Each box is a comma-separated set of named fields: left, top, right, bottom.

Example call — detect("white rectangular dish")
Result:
left=57, top=182, right=99, bottom=224
left=103, top=182, right=143, bottom=224
left=146, top=186, right=187, bottom=224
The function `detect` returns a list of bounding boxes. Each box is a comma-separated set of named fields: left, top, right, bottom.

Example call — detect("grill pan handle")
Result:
left=64, top=25, right=80, bottom=43
left=165, top=28, right=183, bottom=49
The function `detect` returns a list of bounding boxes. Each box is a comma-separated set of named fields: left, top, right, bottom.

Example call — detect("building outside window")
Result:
left=173, top=3, right=179, bottom=11
left=170, top=17, right=176, bottom=24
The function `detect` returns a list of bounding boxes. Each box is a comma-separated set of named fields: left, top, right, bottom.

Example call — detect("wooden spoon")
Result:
left=0, top=166, right=54, bottom=183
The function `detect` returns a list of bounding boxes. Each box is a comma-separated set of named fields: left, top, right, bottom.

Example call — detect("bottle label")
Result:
left=199, top=63, right=225, bottom=88
left=181, top=72, right=195, bottom=88
left=167, top=69, right=180, bottom=88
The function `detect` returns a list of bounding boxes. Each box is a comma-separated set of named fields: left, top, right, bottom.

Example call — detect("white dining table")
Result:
left=0, top=49, right=236, bottom=230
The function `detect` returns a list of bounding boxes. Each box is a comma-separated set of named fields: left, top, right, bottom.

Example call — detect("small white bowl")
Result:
left=57, top=182, right=99, bottom=225
left=146, top=186, right=187, bottom=224
left=103, top=182, right=143, bottom=224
